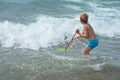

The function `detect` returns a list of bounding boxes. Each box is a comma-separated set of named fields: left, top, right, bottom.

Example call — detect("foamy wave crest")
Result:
left=0, top=14, right=119, bottom=50
left=0, top=15, right=78, bottom=50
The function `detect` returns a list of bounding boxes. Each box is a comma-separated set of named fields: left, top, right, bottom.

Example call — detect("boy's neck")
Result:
left=82, top=22, right=88, bottom=25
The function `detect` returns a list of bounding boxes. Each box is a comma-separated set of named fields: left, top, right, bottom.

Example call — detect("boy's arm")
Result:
left=73, top=27, right=88, bottom=40
left=72, top=28, right=81, bottom=40
left=73, top=35, right=81, bottom=40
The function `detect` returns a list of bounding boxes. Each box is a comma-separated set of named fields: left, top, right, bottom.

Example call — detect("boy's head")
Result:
left=80, top=13, right=88, bottom=23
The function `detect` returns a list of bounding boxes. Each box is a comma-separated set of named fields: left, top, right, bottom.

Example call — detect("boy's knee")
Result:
left=81, top=49, right=91, bottom=55
left=81, top=51, right=86, bottom=55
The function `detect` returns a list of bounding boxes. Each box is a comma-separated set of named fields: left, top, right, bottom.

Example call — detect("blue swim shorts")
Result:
left=87, top=38, right=99, bottom=49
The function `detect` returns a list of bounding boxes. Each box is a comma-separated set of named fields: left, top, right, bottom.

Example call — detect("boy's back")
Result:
left=84, top=23, right=96, bottom=40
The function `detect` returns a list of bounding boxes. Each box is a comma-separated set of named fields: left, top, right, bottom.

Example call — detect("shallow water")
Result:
left=0, top=45, right=120, bottom=80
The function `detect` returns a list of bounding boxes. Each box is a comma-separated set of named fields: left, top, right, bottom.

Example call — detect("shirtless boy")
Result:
left=73, top=13, right=99, bottom=55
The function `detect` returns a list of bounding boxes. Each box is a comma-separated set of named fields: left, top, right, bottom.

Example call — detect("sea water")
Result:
left=0, top=0, right=120, bottom=80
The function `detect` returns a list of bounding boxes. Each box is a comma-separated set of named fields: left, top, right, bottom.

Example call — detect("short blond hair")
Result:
left=80, top=13, right=88, bottom=23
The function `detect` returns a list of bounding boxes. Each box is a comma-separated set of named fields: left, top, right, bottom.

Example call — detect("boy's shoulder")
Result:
left=85, top=23, right=92, bottom=28
left=83, top=23, right=89, bottom=28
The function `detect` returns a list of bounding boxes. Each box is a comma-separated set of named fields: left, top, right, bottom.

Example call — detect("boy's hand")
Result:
left=75, top=28, right=80, bottom=33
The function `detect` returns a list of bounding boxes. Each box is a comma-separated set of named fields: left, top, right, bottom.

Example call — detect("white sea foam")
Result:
left=0, top=14, right=120, bottom=50
left=0, top=16, right=78, bottom=50
left=64, top=5, right=81, bottom=10
left=91, top=63, right=105, bottom=71
left=48, top=52, right=79, bottom=61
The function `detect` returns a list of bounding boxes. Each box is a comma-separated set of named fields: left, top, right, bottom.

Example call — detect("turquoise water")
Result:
left=0, top=0, right=120, bottom=80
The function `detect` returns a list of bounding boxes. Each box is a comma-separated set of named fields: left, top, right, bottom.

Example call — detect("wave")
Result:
left=0, top=15, right=77, bottom=50
left=0, top=15, right=120, bottom=50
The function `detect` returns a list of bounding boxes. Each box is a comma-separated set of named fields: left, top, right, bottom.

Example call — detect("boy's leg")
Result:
left=81, top=46, right=92, bottom=55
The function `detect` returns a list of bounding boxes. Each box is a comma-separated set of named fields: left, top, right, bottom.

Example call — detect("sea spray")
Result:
left=0, top=16, right=78, bottom=50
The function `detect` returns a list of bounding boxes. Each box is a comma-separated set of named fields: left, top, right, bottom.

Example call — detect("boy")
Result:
left=73, top=13, right=99, bottom=55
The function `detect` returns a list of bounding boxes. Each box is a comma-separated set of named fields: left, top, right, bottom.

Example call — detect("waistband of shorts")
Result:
left=88, top=38, right=98, bottom=41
